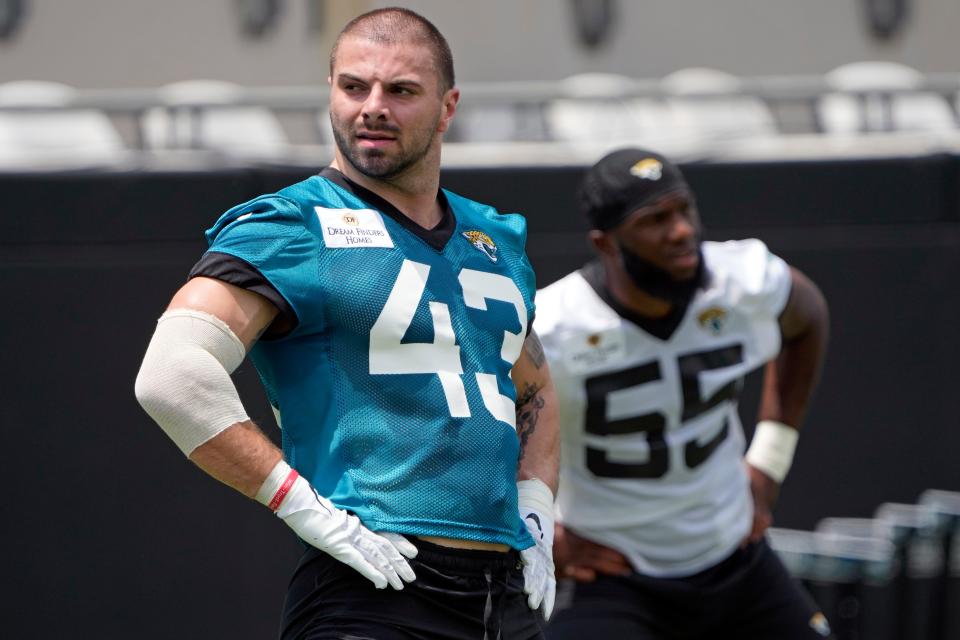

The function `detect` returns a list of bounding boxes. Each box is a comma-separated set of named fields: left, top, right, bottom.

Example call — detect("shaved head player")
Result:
left=136, top=8, right=559, bottom=639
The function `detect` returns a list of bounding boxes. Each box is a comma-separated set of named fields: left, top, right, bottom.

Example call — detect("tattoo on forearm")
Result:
left=524, top=333, right=546, bottom=369
left=515, top=382, right=545, bottom=462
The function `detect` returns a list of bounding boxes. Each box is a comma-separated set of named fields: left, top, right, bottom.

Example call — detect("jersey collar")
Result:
left=581, top=259, right=700, bottom=341
left=317, top=166, right=456, bottom=252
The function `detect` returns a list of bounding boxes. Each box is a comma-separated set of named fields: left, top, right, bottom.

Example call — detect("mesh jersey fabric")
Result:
left=202, top=174, right=537, bottom=549
left=534, top=239, right=791, bottom=576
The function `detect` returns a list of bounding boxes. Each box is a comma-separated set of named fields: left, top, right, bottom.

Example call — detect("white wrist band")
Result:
left=517, top=478, right=555, bottom=517
left=255, top=459, right=296, bottom=509
left=745, top=420, right=798, bottom=483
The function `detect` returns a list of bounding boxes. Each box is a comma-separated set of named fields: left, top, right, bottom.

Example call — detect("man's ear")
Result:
left=589, top=230, right=616, bottom=257
left=437, top=87, right=460, bottom=134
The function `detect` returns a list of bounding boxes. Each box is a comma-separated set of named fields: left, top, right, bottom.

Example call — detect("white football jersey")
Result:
left=535, top=239, right=791, bottom=577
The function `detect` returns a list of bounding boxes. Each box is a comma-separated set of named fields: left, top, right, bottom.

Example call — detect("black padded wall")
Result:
left=2, top=156, right=958, bottom=638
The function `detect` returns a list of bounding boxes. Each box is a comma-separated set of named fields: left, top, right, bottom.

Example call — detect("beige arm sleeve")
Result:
left=134, top=309, right=250, bottom=455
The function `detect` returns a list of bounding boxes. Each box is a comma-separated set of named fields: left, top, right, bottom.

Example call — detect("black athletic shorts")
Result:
left=545, top=539, right=832, bottom=640
left=280, top=538, right=544, bottom=640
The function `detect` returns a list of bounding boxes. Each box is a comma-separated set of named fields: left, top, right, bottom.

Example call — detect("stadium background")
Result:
left=2, top=1, right=959, bottom=638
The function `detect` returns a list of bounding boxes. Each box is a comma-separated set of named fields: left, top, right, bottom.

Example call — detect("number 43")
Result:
left=369, top=259, right=528, bottom=429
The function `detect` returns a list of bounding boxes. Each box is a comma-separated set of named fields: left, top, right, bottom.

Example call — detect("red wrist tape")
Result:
left=268, top=469, right=299, bottom=511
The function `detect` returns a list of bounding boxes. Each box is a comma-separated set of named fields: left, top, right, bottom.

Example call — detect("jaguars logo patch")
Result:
left=697, top=307, right=727, bottom=335
left=809, top=612, right=831, bottom=636
left=629, top=158, right=663, bottom=181
left=462, top=230, right=498, bottom=263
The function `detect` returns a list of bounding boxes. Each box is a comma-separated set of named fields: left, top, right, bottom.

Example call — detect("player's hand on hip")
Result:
left=259, top=461, right=417, bottom=590
left=745, top=463, right=781, bottom=544
left=517, top=479, right=557, bottom=620
left=555, top=523, right=632, bottom=582
left=744, top=419, right=796, bottom=544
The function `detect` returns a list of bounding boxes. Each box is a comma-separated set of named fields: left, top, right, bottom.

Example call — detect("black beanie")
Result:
left=578, top=147, right=692, bottom=231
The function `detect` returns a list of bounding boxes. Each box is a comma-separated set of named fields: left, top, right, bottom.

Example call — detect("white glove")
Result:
left=518, top=478, right=556, bottom=620
left=257, top=460, right=417, bottom=590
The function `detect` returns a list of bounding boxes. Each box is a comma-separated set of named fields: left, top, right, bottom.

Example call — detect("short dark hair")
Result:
left=330, top=7, right=455, bottom=94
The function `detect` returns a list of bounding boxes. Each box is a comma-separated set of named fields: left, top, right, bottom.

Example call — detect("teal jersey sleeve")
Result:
left=507, top=214, right=537, bottom=328
left=204, top=194, right=325, bottom=336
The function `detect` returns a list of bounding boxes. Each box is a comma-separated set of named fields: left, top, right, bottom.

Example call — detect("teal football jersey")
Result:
left=203, top=173, right=537, bottom=549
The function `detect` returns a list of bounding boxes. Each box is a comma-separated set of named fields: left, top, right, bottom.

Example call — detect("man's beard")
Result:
left=619, top=244, right=706, bottom=306
left=330, top=115, right=438, bottom=181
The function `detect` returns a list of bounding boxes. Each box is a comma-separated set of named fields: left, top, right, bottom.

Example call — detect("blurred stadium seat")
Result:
left=141, top=79, right=290, bottom=156
left=449, top=103, right=549, bottom=143
left=0, top=80, right=126, bottom=167
left=817, top=61, right=957, bottom=133
left=544, top=72, right=678, bottom=147
left=315, top=107, right=335, bottom=145
left=660, top=67, right=778, bottom=142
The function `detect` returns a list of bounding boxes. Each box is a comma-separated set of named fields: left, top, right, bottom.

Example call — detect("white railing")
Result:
left=2, top=72, right=960, bottom=169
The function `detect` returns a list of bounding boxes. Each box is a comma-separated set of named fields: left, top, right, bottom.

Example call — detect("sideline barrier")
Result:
left=768, top=526, right=897, bottom=640
left=769, top=490, right=960, bottom=640
left=3, top=156, right=959, bottom=639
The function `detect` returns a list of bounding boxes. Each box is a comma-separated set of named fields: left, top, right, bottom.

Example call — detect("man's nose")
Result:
left=668, top=213, right=696, bottom=242
left=361, top=85, right=388, bottom=121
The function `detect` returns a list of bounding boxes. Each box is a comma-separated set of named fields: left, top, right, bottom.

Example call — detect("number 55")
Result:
left=584, top=344, right=743, bottom=478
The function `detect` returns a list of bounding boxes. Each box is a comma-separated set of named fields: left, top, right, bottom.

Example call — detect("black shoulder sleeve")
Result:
left=188, top=251, right=299, bottom=339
